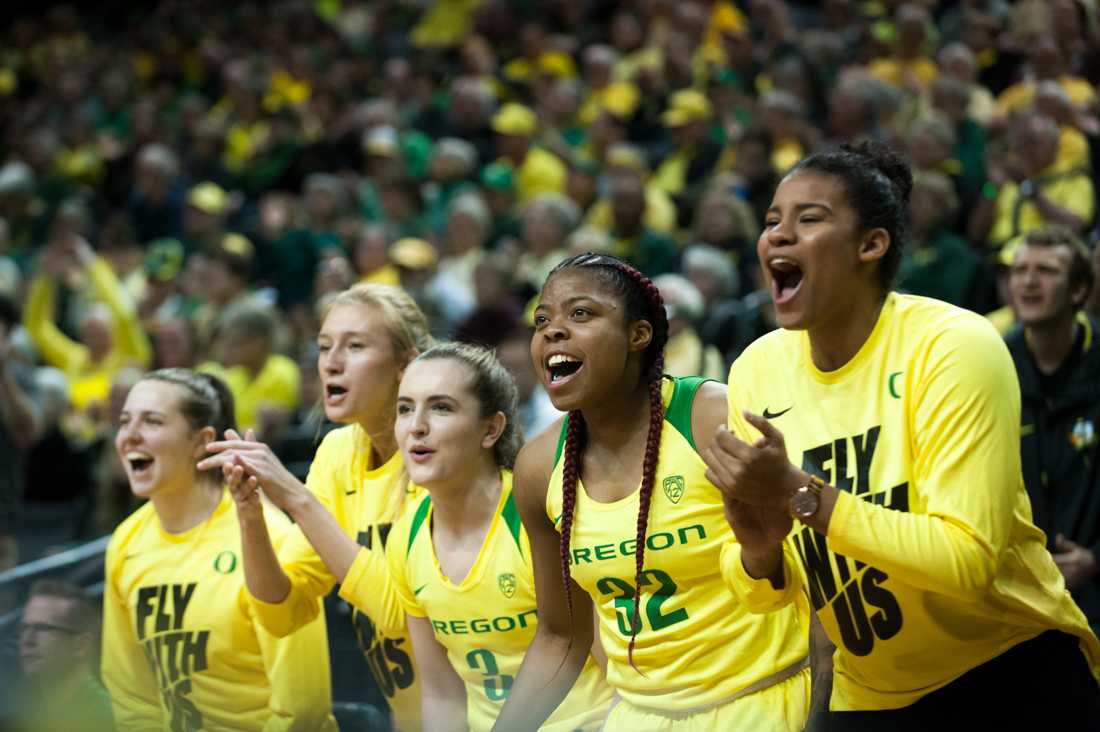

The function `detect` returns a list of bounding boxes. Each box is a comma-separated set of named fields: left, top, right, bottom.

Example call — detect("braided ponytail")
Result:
left=547, top=253, right=669, bottom=672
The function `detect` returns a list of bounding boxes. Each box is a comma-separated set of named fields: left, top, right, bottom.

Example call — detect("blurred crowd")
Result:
left=1, top=0, right=1100, bottom=575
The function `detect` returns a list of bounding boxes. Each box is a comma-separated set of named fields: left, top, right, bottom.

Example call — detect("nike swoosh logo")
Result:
left=414, top=584, right=428, bottom=596
left=762, top=406, right=793, bottom=419
left=553, top=514, right=562, bottom=526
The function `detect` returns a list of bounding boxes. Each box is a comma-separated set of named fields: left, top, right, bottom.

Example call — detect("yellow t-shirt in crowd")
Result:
left=996, top=76, right=1097, bottom=115
left=24, top=255, right=152, bottom=412
left=546, top=376, right=809, bottom=712
left=867, top=56, right=939, bottom=90
left=250, top=424, right=425, bottom=731
left=584, top=185, right=677, bottom=235
left=102, top=492, right=338, bottom=732
left=724, top=293, right=1100, bottom=711
left=387, top=472, right=613, bottom=732
left=987, top=160, right=1095, bottom=249
left=200, top=354, right=301, bottom=434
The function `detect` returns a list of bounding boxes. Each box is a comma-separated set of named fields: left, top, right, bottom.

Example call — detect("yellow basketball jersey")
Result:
left=726, top=293, right=1100, bottom=711
left=388, top=471, right=612, bottom=732
left=103, top=492, right=338, bottom=731
left=253, top=424, right=423, bottom=731
left=546, top=376, right=809, bottom=712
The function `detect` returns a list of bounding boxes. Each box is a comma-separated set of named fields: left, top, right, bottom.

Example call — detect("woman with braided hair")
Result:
left=492, top=253, right=809, bottom=731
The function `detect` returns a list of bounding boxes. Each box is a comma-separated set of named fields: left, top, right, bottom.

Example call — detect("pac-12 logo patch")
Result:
left=663, top=475, right=685, bottom=504
left=498, top=573, right=517, bottom=598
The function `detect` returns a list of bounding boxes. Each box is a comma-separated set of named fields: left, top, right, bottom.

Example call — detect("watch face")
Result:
left=791, top=488, right=820, bottom=519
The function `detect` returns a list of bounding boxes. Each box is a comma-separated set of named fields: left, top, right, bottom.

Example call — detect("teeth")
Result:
left=126, top=452, right=153, bottom=461
left=547, top=354, right=580, bottom=367
left=769, top=258, right=800, bottom=272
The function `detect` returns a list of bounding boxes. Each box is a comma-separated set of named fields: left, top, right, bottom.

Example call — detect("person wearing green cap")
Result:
left=480, top=162, right=522, bottom=250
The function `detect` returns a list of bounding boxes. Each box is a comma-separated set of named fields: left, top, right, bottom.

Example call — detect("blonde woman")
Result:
left=200, top=284, right=435, bottom=730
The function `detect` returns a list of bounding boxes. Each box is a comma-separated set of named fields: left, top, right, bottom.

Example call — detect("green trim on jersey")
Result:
left=551, top=376, right=710, bottom=465
left=665, top=375, right=707, bottom=451
left=501, top=491, right=524, bottom=560
left=407, top=495, right=433, bottom=558
left=553, top=414, right=571, bottom=465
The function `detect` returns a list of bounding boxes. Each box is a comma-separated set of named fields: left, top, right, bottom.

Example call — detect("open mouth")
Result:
left=325, top=384, right=348, bottom=401
left=769, top=259, right=804, bottom=305
left=546, top=353, right=583, bottom=386
left=127, top=452, right=154, bottom=476
left=408, top=446, right=435, bottom=463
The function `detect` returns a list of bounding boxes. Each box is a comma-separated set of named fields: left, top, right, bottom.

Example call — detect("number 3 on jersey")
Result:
left=596, top=569, right=688, bottom=636
left=466, top=649, right=513, bottom=701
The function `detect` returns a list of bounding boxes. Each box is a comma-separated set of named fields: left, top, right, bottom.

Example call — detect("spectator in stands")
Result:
left=1005, top=227, right=1100, bottom=634
left=607, top=172, right=679, bottom=278
left=127, top=143, right=184, bottom=245
left=654, top=89, right=722, bottom=225
left=17, top=580, right=113, bottom=732
left=867, top=4, right=939, bottom=93
left=515, top=194, right=580, bottom=293
left=972, top=113, right=1095, bottom=249
left=654, top=273, right=725, bottom=381
left=202, top=307, right=299, bottom=441
left=0, top=294, right=43, bottom=582
left=899, top=171, right=983, bottom=308
left=438, top=191, right=491, bottom=301
left=491, top=103, right=568, bottom=204
left=584, top=143, right=677, bottom=235
left=496, top=327, right=560, bottom=440
left=181, top=181, right=231, bottom=255
left=23, top=233, right=151, bottom=417
left=103, top=368, right=337, bottom=731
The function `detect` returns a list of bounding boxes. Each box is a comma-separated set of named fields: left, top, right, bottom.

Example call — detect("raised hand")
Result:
left=199, top=428, right=304, bottom=513
left=224, top=459, right=263, bottom=522
left=702, top=411, right=804, bottom=510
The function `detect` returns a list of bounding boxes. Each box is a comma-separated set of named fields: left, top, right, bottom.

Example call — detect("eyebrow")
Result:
left=534, top=295, right=603, bottom=311
left=119, top=409, right=167, bottom=419
left=396, top=394, right=460, bottom=403
left=766, top=202, right=834, bottom=215
left=318, top=330, right=372, bottom=339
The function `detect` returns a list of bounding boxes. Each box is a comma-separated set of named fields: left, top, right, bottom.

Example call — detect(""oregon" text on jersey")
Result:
left=569, top=524, right=706, bottom=566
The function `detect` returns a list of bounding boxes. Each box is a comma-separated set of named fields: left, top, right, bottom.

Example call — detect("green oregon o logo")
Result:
left=214, top=550, right=238, bottom=574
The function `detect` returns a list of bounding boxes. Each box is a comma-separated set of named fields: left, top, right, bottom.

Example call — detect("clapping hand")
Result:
left=199, top=428, right=303, bottom=513
left=224, top=459, right=262, bottom=521
left=703, top=412, right=804, bottom=510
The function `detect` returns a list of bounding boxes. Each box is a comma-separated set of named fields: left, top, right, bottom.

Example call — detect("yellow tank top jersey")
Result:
left=546, top=376, right=809, bottom=711
left=726, top=293, right=1100, bottom=710
left=251, top=424, right=424, bottom=731
left=102, top=492, right=338, bottom=732
left=388, top=472, right=613, bottom=731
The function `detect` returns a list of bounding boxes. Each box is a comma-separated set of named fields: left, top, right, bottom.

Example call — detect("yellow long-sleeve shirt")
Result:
left=102, top=491, right=337, bottom=731
left=249, top=424, right=424, bottom=731
left=24, top=256, right=151, bottom=411
left=723, top=293, right=1100, bottom=711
